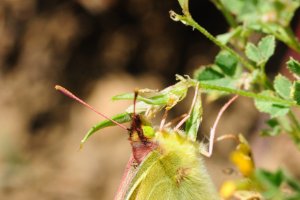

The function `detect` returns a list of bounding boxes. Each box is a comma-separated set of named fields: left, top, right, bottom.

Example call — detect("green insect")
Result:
left=55, top=77, right=222, bottom=200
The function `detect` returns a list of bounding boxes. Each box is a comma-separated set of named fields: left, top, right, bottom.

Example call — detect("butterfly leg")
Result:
left=159, top=109, right=169, bottom=131
left=201, top=95, right=239, bottom=157
left=174, top=83, right=200, bottom=131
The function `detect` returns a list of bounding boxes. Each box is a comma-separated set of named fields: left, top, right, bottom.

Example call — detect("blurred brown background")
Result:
left=0, top=0, right=299, bottom=199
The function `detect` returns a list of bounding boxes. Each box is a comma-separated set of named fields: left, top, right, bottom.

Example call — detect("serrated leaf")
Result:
left=254, top=90, right=290, bottom=118
left=245, top=35, right=275, bottom=65
left=194, top=66, right=224, bottom=81
left=291, top=81, right=300, bottom=105
left=274, top=74, right=292, bottom=99
left=287, top=57, right=300, bottom=76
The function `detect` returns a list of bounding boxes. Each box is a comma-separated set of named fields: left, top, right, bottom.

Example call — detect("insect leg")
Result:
left=201, top=95, right=239, bottom=157
left=174, top=82, right=199, bottom=131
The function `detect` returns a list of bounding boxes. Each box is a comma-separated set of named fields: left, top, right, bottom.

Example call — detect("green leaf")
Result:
left=185, top=92, right=202, bottom=141
left=215, top=50, right=238, bottom=76
left=81, top=112, right=131, bottom=145
left=263, top=169, right=284, bottom=187
left=220, top=0, right=244, bottom=15
left=194, top=66, right=224, bottom=81
left=259, top=35, right=275, bottom=62
left=274, top=74, right=292, bottom=99
left=261, top=119, right=281, bottom=136
left=245, top=43, right=261, bottom=64
left=245, top=35, right=275, bottom=65
left=291, top=81, right=300, bottom=105
left=287, top=57, right=300, bottom=76
left=254, top=90, right=290, bottom=118
left=113, top=76, right=193, bottom=109
left=216, top=26, right=242, bottom=45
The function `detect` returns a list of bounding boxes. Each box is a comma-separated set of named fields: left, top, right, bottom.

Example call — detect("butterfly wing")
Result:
left=128, top=131, right=220, bottom=200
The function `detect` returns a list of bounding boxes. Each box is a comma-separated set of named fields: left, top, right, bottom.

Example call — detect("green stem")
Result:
left=261, top=23, right=300, bottom=53
left=191, top=81, right=297, bottom=107
left=210, top=0, right=238, bottom=28
left=182, top=15, right=255, bottom=72
left=284, top=26, right=300, bottom=53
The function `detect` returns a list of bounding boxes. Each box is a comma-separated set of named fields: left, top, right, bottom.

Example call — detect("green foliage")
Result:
left=215, top=50, right=238, bottom=76
left=185, top=91, right=202, bottom=141
left=254, top=90, right=290, bottom=118
left=274, top=74, right=292, bottom=99
left=261, top=118, right=282, bottom=136
left=287, top=57, right=300, bottom=76
left=245, top=35, right=275, bottom=66
left=220, top=0, right=300, bottom=52
left=254, top=169, right=300, bottom=200
left=292, top=81, right=300, bottom=105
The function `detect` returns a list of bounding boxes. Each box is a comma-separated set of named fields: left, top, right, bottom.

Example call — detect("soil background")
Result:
left=0, top=0, right=300, bottom=199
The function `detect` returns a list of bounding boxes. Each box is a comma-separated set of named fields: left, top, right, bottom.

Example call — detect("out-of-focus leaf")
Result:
left=274, top=74, right=292, bottom=99
left=254, top=90, right=290, bottom=118
left=216, top=26, right=242, bottom=45
left=215, top=50, right=238, bottom=76
left=261, top=119, right=281, bottom=136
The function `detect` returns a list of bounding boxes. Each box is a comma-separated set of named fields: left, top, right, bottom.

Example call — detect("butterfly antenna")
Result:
left=55, top=85, right=128, bottom=131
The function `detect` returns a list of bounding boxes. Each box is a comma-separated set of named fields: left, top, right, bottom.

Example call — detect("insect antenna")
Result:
left=55, top=85, right=128, bottom=131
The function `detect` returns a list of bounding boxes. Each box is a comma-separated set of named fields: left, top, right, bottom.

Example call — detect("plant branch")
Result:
left=190, top=81, right=298, bottom=107
left=170, top=11, right=255, bottom=72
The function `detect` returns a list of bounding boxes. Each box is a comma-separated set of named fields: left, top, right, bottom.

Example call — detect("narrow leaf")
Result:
left=185, top=92, right=202, bottom=141
left=81, top=112, right=131, bottom=145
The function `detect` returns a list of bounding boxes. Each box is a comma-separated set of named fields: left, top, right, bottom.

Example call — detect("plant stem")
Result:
left=191, top=81, right=297, bottom=107
left=182, top=15, right=255, bottom=72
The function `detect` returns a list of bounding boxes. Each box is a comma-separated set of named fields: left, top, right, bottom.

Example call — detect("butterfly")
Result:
left=55, top=76, right=227, bottom=200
